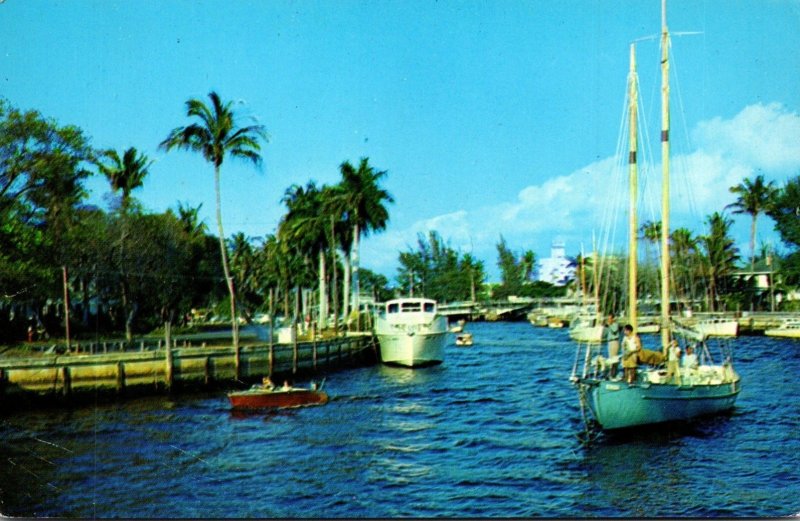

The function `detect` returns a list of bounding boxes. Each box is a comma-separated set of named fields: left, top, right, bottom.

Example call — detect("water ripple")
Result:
left=0, top=322, right=798, bottom=517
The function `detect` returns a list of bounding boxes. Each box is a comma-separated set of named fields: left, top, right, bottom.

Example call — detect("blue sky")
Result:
left=2, top=0, right=799, bottom=282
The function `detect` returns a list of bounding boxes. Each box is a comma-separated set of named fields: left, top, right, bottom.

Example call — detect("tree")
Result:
left=670, top=227, right=700, bottom=308
left=160, top=91, right=267, bottom=376
left=767, top=175, right=800, bottom=287
left=98, top=147, right=152, bottom=212
left=396, top=231, right=484, bottom=303
left=728, top=174, right=777, bottom=274
left=700, top=212, right=740, bottom=311
left=98, top=146, right=153, bottom=340
left=495, top=235, right=524, bottom=299
left=278, top=182, right=334, bottom=329
left=336, top=158, right=394, bottom=318
left=639, top=220, right=662, bottom=298
left=521, top=250, right=537, bottom=282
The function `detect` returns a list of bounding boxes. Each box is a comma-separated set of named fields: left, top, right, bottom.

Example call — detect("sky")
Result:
left=2, top=0, right=799, bottom=283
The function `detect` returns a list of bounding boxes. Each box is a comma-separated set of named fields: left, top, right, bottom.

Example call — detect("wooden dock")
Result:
left=0, top=334, right=377, bottom=410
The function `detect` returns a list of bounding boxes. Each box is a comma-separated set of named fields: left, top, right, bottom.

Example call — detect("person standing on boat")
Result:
left=621, top=324, right=641, bottom=384
left=605, top=314, right=621, bottom=378
left=666, top=339, right=682, bottom=385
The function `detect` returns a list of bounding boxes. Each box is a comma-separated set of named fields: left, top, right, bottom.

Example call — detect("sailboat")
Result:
left=569, top=241, right=605, bottom=343
left=570, top=1, right=741, bottom=431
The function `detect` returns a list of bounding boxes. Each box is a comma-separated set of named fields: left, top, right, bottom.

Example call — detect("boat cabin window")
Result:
left=401, top=302, right=421, bottom=312
left=387, top=303, right=400, bottom=314
left=424, top=302, right=435, bottom=313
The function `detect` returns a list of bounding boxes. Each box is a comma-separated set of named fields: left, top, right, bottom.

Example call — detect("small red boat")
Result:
left=227, top=382, right=328, bottom=410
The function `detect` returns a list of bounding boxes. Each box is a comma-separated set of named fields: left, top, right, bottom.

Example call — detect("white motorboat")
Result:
left=375, top=298, right=448, bottom=367
left=693, top=317, right=739, bottom=337
left=764, top=318, right=800, bottom=339
left=569, top=314, right=604, bottom=343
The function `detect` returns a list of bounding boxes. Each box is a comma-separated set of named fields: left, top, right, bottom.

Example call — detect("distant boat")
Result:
left=547, top=317, right=566, bottom=328
left=375, top=298, right=448, bottom=367
left=449, top=319, right=466, bottom=333
left=635, top=317, right=660, bottom=334
left=693, top=317, right=739, bottom=338
left=569, top=314, right=604, bottom=343
left=570, top=0, right=740, bottom=432
left=228, top=382, right=328, bottom=410
left=455, top=333, right=473, bottom=346
left=764, top=318, right=800, bottom=339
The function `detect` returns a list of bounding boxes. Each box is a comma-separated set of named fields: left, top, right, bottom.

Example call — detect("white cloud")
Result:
left=362, top=103, right=800, bottom=280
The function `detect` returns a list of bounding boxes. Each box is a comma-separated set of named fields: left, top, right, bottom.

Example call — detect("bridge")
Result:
left=438, top=297, right=588, bottom=321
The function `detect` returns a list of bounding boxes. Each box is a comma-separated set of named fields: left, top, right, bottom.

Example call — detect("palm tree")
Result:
left=701, top=212, right=740, bottom=311
left=160, top=91, right=267, bottom=377
left=521, top=250, right=536, bottom=282
left=175, top=202, right=207, bottom=239
left=670, top=227, right=699, bottom=310
left=639, top=220, right=661, bottom=298
left=727, top=174, right=778, bottom=274
left=98, top=147, right=152, bottom=211
left=336, top=158, right=394, bottom=320
left=279, top=182, right=333, bottom=330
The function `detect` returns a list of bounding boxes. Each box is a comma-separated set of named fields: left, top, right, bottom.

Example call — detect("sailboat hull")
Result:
left=580, top=377, right=740, bottom=430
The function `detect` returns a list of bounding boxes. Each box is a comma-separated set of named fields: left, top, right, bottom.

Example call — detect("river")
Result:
left=1, top=322, right=798, bottom=517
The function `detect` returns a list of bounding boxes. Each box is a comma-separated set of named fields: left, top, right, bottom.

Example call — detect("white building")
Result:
left=536, top=241, right=575, bottom=286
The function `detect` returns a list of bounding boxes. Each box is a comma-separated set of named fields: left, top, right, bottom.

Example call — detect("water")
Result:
left=1, top=322, right=799, bottom=517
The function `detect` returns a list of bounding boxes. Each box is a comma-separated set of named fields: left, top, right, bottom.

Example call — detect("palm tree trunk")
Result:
left=352, top=223, right=361, bottom=325
left=214, top=165, right=240, bottom=379
left=750, top=215, right=757, bottom=311
left=319, top=249, right=328, bottom=330
left=330, top=217, right=339, bottom=337
left=343, top=252, right=351, bottom=324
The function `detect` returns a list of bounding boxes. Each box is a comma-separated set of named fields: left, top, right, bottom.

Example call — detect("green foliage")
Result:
left=396, top=231, right=485, bottom=303
left=357, top=268, right=394, bottom=302
left=700, top=211, right=740, bottom=311
left=494, top=235, right=524, bottom=299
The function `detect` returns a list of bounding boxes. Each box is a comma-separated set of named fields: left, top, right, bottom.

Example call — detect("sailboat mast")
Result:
left=593, top=231, right=600, bottom=319
left=660, top=0, right=672, bottom=352
left=628, top=43, right=639, bottom=332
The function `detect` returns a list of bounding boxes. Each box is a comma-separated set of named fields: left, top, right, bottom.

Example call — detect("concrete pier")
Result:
left=0, top=335, right=377, bottom=409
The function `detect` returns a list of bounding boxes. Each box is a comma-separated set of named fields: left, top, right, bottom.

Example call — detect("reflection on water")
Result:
left=0, top=324, right=798, bottom=517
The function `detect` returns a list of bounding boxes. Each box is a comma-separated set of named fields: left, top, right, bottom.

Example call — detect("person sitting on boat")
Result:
left=621, top=324, right=641, bottom=384
left=682, top=345, right=699, bottom=370
left=604, top=314, right=621, bottom=378
left=282, top=379, right=292, bottom=391
left=262, top=376, right=275, bottom=390
left=666, top=339, right=682, bottom=385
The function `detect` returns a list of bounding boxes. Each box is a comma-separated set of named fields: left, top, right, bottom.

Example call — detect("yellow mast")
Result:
left=660, top=0, right=672, bottom=352
left=628, top=43, right=639, bottom=333
left=593, top=231, right=600, bottom=320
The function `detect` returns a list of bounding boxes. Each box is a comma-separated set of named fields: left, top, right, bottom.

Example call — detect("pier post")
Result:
left=116, top=361, right=126, bottom=394
left=165, top=321, right=174, bottom=390
left=312, top=324, right=318, bottom=370
left=61, top=366, right=71, bottom=397
left=0, top=368, right=5, bottom=396
left=269, top=342, right=274, bottom=376
left=204, top=356, right=212, bottom=386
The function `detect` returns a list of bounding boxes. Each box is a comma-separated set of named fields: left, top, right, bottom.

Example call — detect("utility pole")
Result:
left=62, top=266, right=71, bottom=352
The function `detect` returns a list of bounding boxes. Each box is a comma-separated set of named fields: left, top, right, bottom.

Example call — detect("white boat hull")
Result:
left=377, top=329, right=447, bottom=367
left=695, top=319, right=738, bottom=337
left=569, top=325, right=604, bottom=343
left=764, top=327, right=800, bottom=339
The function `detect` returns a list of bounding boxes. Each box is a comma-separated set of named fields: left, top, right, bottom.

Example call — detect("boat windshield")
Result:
left=386, top=301, right=437, bottom=313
